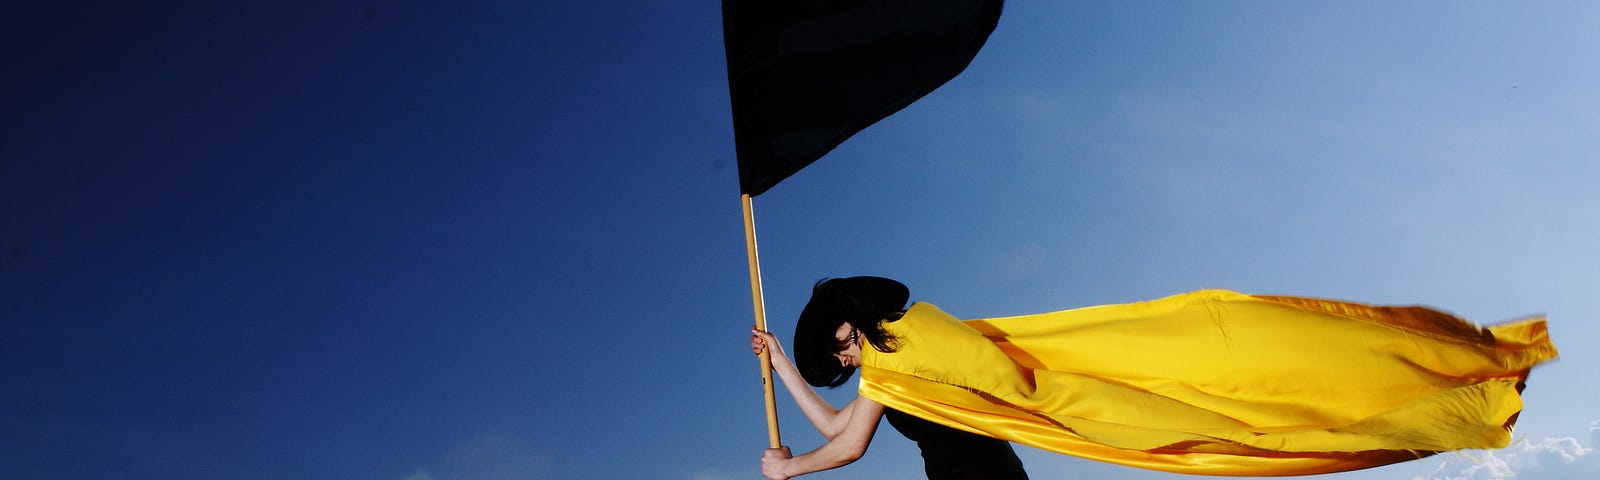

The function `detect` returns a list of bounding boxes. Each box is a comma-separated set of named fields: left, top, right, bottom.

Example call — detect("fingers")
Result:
left=751, top=327, right=784, bottom=359
left=761, top=446, right=793, bottom=479
left=762, top=446, right=792, bottom=459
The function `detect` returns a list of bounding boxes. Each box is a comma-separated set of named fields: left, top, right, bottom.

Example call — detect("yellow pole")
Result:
left=742, top=193, right=782, bottom=449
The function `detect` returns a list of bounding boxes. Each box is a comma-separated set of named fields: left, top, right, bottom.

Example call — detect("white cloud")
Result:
left=1419, top=425, right=1597, bottom=480
left=1458, top=450, right=1515, bottom=479
left=1521, top=437, right=1593, bottom=465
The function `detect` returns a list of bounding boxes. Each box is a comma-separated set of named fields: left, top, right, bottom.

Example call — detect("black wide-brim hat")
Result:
left=793, top=276, right=908, bottom=388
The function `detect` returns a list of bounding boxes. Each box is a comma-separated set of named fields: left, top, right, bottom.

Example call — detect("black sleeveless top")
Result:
left=884, top=408, right=1029, bottom=480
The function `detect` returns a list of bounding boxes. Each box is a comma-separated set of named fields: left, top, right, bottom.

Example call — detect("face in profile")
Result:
left=833, top=323, right=863, bottom=368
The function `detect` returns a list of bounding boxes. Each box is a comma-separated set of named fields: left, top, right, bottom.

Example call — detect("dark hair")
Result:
left=794, top=276, right=908, bottom=388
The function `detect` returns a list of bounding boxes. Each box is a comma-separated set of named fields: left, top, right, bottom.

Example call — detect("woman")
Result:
left=752, top=276, right=1556, bottom=478
left=750, top=276, right=1029, bottom=480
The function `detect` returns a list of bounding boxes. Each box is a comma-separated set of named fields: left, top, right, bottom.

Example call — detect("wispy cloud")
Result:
left=1416, top=421, right=1598, bottom=480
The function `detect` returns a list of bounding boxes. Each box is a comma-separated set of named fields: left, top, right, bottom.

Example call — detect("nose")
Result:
left=837, top=355, right=849, bottom=367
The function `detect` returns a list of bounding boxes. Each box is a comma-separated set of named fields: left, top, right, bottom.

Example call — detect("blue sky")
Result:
left=3, top=1, right=1596, bottom=479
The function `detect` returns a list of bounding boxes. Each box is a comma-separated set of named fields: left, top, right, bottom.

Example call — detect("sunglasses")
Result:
left=835, top=327, right=859, bottom=352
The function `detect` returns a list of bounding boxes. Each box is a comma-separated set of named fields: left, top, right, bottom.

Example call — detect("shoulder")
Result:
left=848, top=395, right=885, bottom=414
left=888, top=302, right=963, bottom=332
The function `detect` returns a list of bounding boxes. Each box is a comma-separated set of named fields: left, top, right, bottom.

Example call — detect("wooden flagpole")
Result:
left=742, top=193, right=782, bottom=448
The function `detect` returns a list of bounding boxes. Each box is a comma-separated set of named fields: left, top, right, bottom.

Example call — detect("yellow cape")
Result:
left=858, top=290, right=1557, bottom=476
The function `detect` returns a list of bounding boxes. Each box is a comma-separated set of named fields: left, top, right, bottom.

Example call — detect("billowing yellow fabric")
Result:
left=858, top=289, right=1557, bottom=476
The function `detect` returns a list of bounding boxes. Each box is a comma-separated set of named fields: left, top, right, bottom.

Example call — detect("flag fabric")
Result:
left=722, top=0, right=1004, bottom=196
left=859, top=290, right=1558, bottom=476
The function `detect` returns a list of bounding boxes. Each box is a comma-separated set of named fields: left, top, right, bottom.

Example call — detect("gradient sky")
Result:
left=3, top=1, right=1597, bottom=479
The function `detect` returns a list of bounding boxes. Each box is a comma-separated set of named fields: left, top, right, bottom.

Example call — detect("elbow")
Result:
left=821, top=424, right=848, bottom=441
left=822, top=449, right=864, bottom=470
left=819, top=427, right=839, bottom=441
left=817, top=439, right=869, bottom=469
left=837, top=439, right=869, bottom=464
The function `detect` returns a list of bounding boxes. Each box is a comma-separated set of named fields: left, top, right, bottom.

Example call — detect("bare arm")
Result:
left=751, top=328, right=854, bottom=438
left=762, top=396, right=886, bottom=479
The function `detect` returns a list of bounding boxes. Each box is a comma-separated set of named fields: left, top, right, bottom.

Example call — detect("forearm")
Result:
left=751, top=329, right=851, bottom=438
left=769, top=353, right=849, bottom=437
left=774, top=400, right=879, bottom=478
left=761, top=396, right=883, bottom=480
left=781, top=440, right=864, bottom=477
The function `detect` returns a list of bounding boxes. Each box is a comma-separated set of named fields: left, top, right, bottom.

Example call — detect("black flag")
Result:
left=723, top=0, right=1004, bottom=196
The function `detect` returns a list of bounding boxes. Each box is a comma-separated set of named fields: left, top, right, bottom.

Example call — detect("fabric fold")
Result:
left=859, top=290, right=1557, bottom=476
